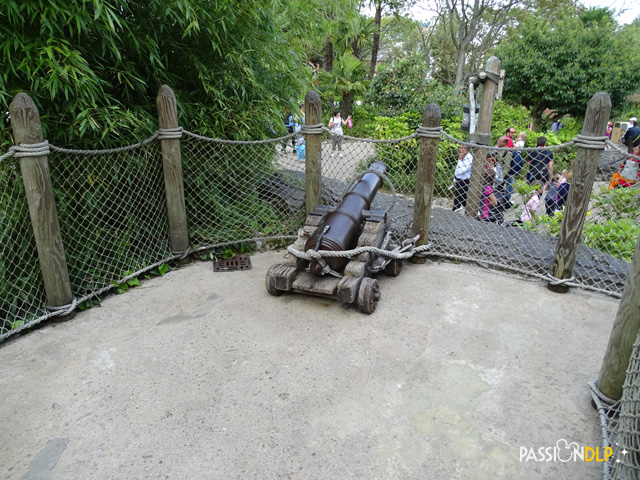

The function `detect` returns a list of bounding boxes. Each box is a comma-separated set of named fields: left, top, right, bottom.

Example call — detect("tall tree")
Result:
left=432, top=0, right=519, bottom=89
left=495, top=8, right=640, bottom=128
left=0, top=0, right=313, bottom=148
left=317, top=50, right=370, bottom=116
left=366, top=0, right=416, bottom=78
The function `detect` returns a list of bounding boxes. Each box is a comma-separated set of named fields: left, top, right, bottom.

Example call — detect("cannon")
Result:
left=265, top=161, right=403, bottom=313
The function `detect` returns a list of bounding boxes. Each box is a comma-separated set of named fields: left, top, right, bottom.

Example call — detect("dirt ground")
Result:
left=0, top=251, right=620, bottom=480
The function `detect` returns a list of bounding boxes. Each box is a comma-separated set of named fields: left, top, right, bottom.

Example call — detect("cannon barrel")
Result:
left=305, top=162, right=387, bottom=275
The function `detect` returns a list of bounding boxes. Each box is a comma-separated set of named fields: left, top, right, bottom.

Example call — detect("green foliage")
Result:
left=367, top=58, right=464, bottom=119
left=370, top=115, right=418, bottom=186
left=496, top=9, right=640, bottom=125
left=1, top=0, right=311, bottom=150
left=317, top=50, right=370, bottom=116
left=489, top=101, right=532, bottom=144
left=518, top=186, right=640, bottom=262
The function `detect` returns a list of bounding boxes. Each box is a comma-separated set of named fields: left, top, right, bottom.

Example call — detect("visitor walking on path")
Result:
left=328, top=110, right=351, bottom=158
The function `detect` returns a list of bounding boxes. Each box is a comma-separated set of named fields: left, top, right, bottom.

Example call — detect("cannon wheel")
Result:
left=265, top=265, right=284, bottom=296
left=385, top=259, right=403, bottom=277
left=358, top=277, right=380, bottom=314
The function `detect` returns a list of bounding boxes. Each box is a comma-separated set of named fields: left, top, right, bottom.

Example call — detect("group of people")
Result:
left=608, top=116, right=640, bottom=189
left=281, top=107, right=352, bottom=161
left=452, top=127, right=569, bottom=225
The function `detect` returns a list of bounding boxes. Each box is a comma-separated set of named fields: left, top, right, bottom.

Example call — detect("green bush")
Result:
left=517, top=186, right=640, bottom=262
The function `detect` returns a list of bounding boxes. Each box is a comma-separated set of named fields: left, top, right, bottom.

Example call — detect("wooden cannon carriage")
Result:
left=265, top=162, right=403, bottom=313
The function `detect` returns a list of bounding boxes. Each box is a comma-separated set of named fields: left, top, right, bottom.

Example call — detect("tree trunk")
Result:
left=342, top=92, right=352, bottom=118
left=370, top=3, right=382, bottom=79
left=325, top=39, right=335, bottom=109
left=454, top=46, right=468, bottom=90
left=531, top=105, right=545, bottom=131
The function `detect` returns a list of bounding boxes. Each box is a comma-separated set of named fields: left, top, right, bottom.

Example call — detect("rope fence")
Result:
left=1, top=121, right=637, bottom=341
left=1, top=90, right=638, bottom=480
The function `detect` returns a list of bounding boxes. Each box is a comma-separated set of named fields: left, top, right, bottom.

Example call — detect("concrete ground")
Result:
left=0, top=251, right=620, bottom=480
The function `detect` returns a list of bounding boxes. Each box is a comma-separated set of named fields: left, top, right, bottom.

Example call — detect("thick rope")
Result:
left=182, top=129, right=295, bottom=145
left=588, top=380, right=618, bottom=480
left=157, top=127, right=183, bottom=140
left=544, top=272, right=576, bottom=286
left=300, top=123, right=324, bottom=135
left=572, top=135, right=608, bottom=150
left=287, top=238, right=429, bottom=263
left=415, top=126, right=443, bottom=138
left=11, top=141, right=51, bottom=158
left=51, top=133, right=160, bottom=155
left=440, top=131, right=577, bottom=152
left=46, top=297, right=78, bottom=315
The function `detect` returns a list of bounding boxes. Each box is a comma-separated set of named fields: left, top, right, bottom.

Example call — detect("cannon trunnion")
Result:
left=265, top=162, right=402, bottom=314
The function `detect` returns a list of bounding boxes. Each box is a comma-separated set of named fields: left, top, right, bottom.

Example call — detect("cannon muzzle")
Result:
left=305, top=162, right=387, bottom=275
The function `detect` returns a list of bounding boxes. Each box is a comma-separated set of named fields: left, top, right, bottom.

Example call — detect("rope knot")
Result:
left=544, top=272, right=576, bottom=286
left=157, top=127, right=183, bottom=140
left=11, top=141, right=51, bottom=158
left=300, top=124, right=324, bottom=135
left=47, top=297, right=78, bottom=316
left=573, top=135, right=607, bottom=150
left=415, top=126, right=443, bottom=139
left=305, top=249, right=323, bottom=260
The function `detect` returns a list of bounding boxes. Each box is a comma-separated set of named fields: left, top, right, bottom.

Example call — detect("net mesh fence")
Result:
left=0, top=122, right=638, bottom=478
left=0, top=157, right=47, bottom=333
left=1, top=128, right=636, bottom=339
left=48, top=143, right=173, bottom=302
left=590, top=328, right=640, bottom=480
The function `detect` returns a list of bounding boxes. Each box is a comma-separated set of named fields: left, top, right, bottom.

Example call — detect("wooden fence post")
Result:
left=597, top=233, right=640, bottom=400
left=9, top=93, right=74, bottom=316
left=548, top=92, right=611, bottom=293
left=157, top=85, right=190, bottom=256
left=410, top=103, right=441, bottom=264
left=465, top=56, right=501, bottom=218
left=304, top=90, right=322, bottom=214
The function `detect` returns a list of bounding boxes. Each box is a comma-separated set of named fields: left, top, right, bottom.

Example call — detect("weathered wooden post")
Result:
left=597, top=233, right=640, bottom=400
left=465, top=56, right=501, bottom=218
left=410, top=103, right=441, bottom=265
left=304, top=90, right=322, bottom=214
left=548, top=92, right=611, bottom=293
left=156, top=85, right=190, bottom=257
left=9, top=93, right=74, bottom=317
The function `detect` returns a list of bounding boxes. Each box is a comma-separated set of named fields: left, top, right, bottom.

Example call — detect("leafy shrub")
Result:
left=516, top=186, right=640, bottom=262
left=367, top=58, right=464, bottom=119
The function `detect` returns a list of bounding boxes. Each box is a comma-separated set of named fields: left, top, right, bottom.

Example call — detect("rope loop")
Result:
left=157, top=127, right=183, bottom=140
left=415, top=126, right=443, bottom=139
left=12, top=141, right=51, bottom=158
left=300, top=123, right=324, bottom=135
left=544, top=272, right=576, bottom=286
left=47, top=297, right=78, bottom=316
left=174, top=247, right=192, bottom=260
left=588, top=380, right=619, bottom=407
left=573, top=135, right=607, bottom=150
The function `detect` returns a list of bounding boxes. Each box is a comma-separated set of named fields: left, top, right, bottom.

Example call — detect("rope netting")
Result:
left=0, top=121, right=638, bottom=478
left=0, top=157, right=47, bottom=332
left=589, top=328, right=640, bottom=480
left=1, top=126, right=636, bottom=340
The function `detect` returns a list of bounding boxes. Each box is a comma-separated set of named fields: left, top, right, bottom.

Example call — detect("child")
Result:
left=545, top=174, right=562, bottom=215
left=520, top=185, right=544, bottom=222
left=556, top=171, right=572, bottom=211
left=608, top=145, right=640, bottom=189
left=295, top=135, right=305, bottom=162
